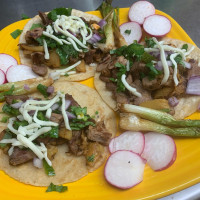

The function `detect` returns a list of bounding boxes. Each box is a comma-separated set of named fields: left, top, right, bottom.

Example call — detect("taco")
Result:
left=94, top=37, right=200, bottom=119
left=19, top=8, right=115, bottom=82
left=0, top=81, right=116, bottom=186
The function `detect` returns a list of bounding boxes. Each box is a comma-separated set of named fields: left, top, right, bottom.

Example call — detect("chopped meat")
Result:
left=172, top=75, right=187, bottom=97
left=0, top=130, right=6, bottom=140
left=187, top=60, right=200, bottom=79
left=96, top=54, right=112, bottom=72
left=114, top=92, right=130, bottom=104
left=86, top=142, right=104, bottom=167
left=101, top=68, right=111, bottom=77
left=99, top=74, right=111, bottom=83
left=31, top=52, right=45, bottom=65
left=142, top=76, right=162, bottom=91
left=59, top=128, right=72, bottom=140
left=49, top=138, right=67, bottom=145
left=25, top=28, right=43, bottom=44
left=50, top=113, right=63, bottom=125
left=126, top=74, right=133, bottom=85
left=106, top=82, right=117, bottom=92
left=69, top=56, right=79, bottom=64
left=93, top=49, right=103, bottom=63
left=65, top=94, right=79, bottom=107
left=130, top=80, right=152, bottom=105
left=5, top=95, right=29, bottom=105
left=32, top=64, right=48, bottom=76
left=87, top=121, right=112, bottom=146
left=130, top=62, right=147, bottom=79
left=9, top=147, right=35, bottom=166
left=38, top=11, right=52, bottom=26
left=47, top=145, right=58, bottom=160
left=68, top=130, right=84, bottom=156
left=84, top=49, right=96, bottom=64
left=113, top=56, right=127, bottom=66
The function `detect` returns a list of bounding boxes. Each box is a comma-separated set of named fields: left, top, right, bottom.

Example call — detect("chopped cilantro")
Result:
left=159, top=108, right=171, bottom=113
left=146, top=62, right=161, bottom=80
left=13, top=120, right=28, bottom=130
left=30, top=23, right=43, bottom=31
left=37, top=84, right=49, bottom=98
left=47, top=8, right=72, bottom=21
left=37, top=111, right=48, bottom=121
left=46, top=183, right=68, bottom=193
left=124, top=29, right=131, bottom=35
left=64, top=73, right=69, bottom=77
left=2, top=104, right=20, bottom=116
left=95, top=111, right=99, bottom=115
left=174, top=54, right=185, bottom=67
left=0, top=116, right=9, bottom=123
left=182, top=44, right=188, bottom=51
left=141, top=52, right=155, bottom=64
left=43, top=126, right=59, bottom=138
left=10, top=29, right=22, bottom=39
left=43, top=160, right=56, bottom=176
left=21, top=14, right=30, bottom=20
left=115, top=62, right=126, bottom=92
left=0, top=130, right=13, bottom=148
left=87, top=154, right=95, bottom=162
left=145, top=37, right=156, bottom=48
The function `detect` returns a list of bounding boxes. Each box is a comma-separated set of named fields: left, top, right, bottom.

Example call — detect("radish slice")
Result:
left=0, top=69, right=6, bottom=85
left=120, top=22, right=142, bottom=44
left=128, top=1, right=155, bottom=25
left=141, top=132, right=176, bottom=171
left=104, top=150, right=146, bottom=189
left=6, top=65, right=38, bottom=82
left=109, top=131, right=145, bottom=155
left=143, top=15, right=172, bottom=37
left=0, top=54, right=18, bottom=73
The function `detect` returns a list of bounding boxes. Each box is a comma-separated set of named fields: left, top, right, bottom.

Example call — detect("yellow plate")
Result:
left=0, top=8, right=199, bottom=200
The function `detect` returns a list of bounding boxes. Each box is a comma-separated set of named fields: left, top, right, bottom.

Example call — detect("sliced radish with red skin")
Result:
left=0, top=54, right=18, bottom=73
left=109, top=131, right=145, bottom=155
left=141, top=132, right=176, bottom=171
left=120, top=22, right=142, bottom=44
left=143, top=14, right=172, bottom=37
left=128, top=1, right=155, bottom=25
left=6, top=65, right=38, bottom=82
left=104, top=150, right=146, bottom=189
left=0, top=69, right=6, bottom=85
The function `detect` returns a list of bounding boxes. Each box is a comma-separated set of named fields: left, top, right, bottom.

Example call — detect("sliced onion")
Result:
left=33, top=157, right=43, bottom=168
left=183, top=61, right=191, bottom=69
left=66, top=111, right=76, bottom=119
left=47, top=86, right=54, bottom=94
left=168, top=96, right=179, bottom=107
left=65, top=100, right=71, bottom=110
left=87, top=33, right=102, bottom=44
left=155, top=60, right=172, bottom=71
left=150, top=51, right=160, bottom=58
left=98, top=19, right=107, bottom=29
left=10, top=101, right=24, bottom=109
left=51, top=103, right=59, bottom=111
left=186, top=76, right=200, bottom=95
left=24, top=84, right=30, bottom=90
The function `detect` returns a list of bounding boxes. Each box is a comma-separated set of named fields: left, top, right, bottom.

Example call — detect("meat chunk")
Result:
left=187, top=60, right=200, bottom=79
left=96, top=54, right=112, bottom=72
left=172, top=75, right=187, bottom=97
left=32, top=64, right=48, bottom=76
left=25, top=28, right=43, bottom=44
left=35, top=136, right=67, bottom=145
left=113, top=56, right=127, bottom=66
left=114, top=92, right=130, bottom=104
left=9, top=147, right=35, bottom=166
left=59, top=128, right=72, bottom=140
left=65, top=94, right=80, bottom=107
left=99, top=74, right=111, bottom=83
left=5, top=95, right=29, bottom=105
left=87, top=121, right=112, bottom=146
left=68, top=130, right=84, bottom=156
left=84, top=49, right=96, bottom=64
left=142, top=76, right=162, bottom=91
left=130, top=62, right=147, bottom=79
left=106, top=82, right=117, bottom=92
left=50, top=113, right=63, bottom=124
left=38, top=11, right=52, bottom=26
left=31, top=52, right=45, bottom=65
left=0, top=130, right=6, bottom=140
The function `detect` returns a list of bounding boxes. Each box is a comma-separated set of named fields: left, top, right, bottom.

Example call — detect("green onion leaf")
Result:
left=37, top=84, right=49, bottom=98
left=47, top=8, right=72, bottom=21
left=43, top=160, right=56, bottom=176
left=30, top=23, right=43, bottom=31
left=46, top=182, right=68, bottom=193
left=2, top=104, right=20, bottom=116
left=10, top=29, right=22, bottom=39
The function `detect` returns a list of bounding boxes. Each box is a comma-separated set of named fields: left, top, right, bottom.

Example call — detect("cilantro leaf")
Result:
left=43, top=126, right=59, bottom=138
left=10, top=29, right=22, bottom=39
left=37, top=84, right=49, bottom=98
left=46, top=183, right=68, bottom=193
left=37, top=111, right=48, bottom=121
left=146, top=62, right=161, bottom=80
left=21, top=14, right=30, bottom=20
left=141, top=52, right=155, bottom=63
left=145, top=37, right=156, bottom=48
left=43, top=160, right=55, bottom=176
left=47, top=8, right=72, bottom=21
left=124, top=29, right=131, bottom=35
left=174, top=54, right=185, bottom=66
left=30, top=23, right=44, bottom=31
left=13, top=120, right=28, bottom=130
left=0, top=116, right=9, bottom=123
left=87, top=154, right=95, bottom=162
left=182, top=44, right=188, bottom=51
left=115, top=62, right=126, bottom=92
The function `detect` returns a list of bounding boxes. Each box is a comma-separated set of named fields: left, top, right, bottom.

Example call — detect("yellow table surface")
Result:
left=0, top=8, right=199, bottom=200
